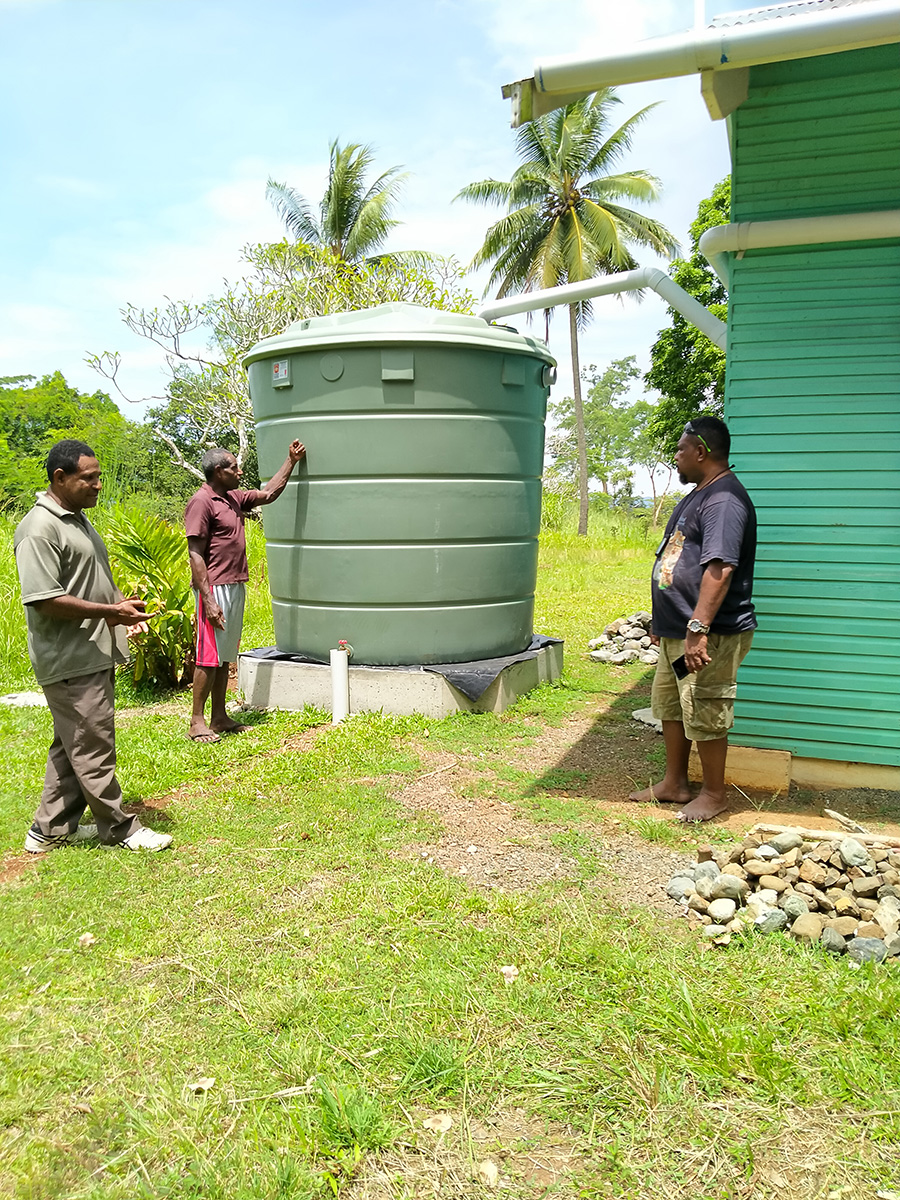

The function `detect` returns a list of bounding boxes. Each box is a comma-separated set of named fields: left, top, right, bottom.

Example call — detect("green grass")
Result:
left=1, top=511, right=899, bottom=1198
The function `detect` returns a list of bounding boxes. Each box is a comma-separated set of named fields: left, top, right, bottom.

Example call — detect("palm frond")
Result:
left=266, top=179, right=320, bottom=244
left=453, top=179, right=512, bottom=207
left=585, top=103, right=660, bottom=176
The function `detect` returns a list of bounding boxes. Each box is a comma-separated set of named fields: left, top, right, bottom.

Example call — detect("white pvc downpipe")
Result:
left=532, top=1, right=900, bottom=93
left=477, top=265, right=727, bottom=349
left=330, top=642, right=351, bottom=724
left=699, top=209, right=900, bottom=284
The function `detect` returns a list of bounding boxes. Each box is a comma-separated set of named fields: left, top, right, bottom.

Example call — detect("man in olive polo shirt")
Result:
left=14, top=439, right=172, bottom=853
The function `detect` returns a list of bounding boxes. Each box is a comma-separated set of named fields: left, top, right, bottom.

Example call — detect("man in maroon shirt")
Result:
left=185, top=441, right=305, bottom=742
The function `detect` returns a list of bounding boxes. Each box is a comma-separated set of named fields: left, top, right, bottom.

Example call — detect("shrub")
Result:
left=103, top=505, right=194, bottom=688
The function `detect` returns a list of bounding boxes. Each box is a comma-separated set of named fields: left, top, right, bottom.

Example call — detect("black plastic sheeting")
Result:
left=241, top=634, right=563, bottom=702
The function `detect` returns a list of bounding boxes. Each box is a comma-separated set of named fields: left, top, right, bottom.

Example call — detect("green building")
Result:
left=504, top=0, right=900, bottom=790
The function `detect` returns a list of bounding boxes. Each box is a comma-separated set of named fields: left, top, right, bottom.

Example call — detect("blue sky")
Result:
left=0, top=0, right=739, bottom=415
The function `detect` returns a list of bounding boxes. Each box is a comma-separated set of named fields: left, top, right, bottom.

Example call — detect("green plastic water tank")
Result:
left=243, top=303, right=556, bottom=665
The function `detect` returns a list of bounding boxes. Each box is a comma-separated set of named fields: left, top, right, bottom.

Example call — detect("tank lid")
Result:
left=242, top=302, right=555, bottom=367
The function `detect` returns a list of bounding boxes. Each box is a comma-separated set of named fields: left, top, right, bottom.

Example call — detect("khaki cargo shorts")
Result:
left=651, top=631, right=754, bottom=742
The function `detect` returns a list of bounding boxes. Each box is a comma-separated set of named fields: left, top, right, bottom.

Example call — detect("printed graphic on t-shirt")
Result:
left=653, top=526, right=685, bottom=590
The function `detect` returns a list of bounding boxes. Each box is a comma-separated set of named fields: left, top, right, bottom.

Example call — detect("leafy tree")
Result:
left=0, top=373, right=157, bottom=510
left=549, top=356, right=641, bottom=495
left=91, top=242, right=475, bottom=479
left=628, top=398, right=676, bottom=523
left=457, top=90, right=678, bottom=534
left=266, top=141, right=408, bottom=264
left=645, top=177, right=730, bottom=456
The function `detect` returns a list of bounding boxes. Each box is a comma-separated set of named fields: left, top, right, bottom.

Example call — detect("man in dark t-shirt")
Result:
left=185, top=441, right=305, bottom=743
left=629, top=416, right=757, bottom=822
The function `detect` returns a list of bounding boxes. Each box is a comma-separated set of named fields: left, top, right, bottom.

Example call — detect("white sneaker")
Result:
left=121, top=828, right=173, bottom=852
left=24, top=827, right=72, bottom=853
left=24, top=824, right=99, bottom=853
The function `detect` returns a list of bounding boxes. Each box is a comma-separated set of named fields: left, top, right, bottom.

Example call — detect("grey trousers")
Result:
left=33, top=669, right=140, bottom=844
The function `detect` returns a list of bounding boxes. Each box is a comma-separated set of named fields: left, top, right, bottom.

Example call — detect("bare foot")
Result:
left=677, top=791, right=728, bottom=823
left=188, top=720, right=221, bottom=744
left=628, top=781, right=692, bottom=804
left=210, top=718, right=248, bottom=735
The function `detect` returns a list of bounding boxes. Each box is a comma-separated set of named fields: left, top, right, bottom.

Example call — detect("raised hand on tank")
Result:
left=288, top=440, right=306, bottom=464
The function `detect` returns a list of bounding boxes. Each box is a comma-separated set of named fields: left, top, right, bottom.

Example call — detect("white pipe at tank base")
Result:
left=699, top=209, right=900, bottom=285
left=477, top=265, right=727, bottom=350
left=330, top=646, right=351, bottom=724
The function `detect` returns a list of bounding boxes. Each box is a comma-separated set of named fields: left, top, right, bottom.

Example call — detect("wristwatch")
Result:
left=687, top=618, right=710, bottom=635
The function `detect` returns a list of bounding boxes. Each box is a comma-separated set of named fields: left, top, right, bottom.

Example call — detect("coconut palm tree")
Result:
left=457, top=90, right=678, bottom=535
left=267, top=140, right=409, bottom=264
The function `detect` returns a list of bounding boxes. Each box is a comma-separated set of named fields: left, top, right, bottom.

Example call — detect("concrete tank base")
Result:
left=238, top=641, right=563, bottom=720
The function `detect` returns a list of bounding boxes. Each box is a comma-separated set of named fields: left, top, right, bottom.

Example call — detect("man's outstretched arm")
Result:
left=255, top=440, right=306, bottom=506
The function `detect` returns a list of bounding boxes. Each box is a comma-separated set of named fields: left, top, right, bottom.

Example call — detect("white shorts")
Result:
left=194, top=583, right=245, bottom=667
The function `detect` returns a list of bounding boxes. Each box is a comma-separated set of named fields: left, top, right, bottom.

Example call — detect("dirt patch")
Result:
left=394, top=742, right=692, bottom=912
left=346, top=1109, right=582, bottom=1199
left=0, top=855, right=36, bottom=887
left=391, top=694, right=899, bottom=907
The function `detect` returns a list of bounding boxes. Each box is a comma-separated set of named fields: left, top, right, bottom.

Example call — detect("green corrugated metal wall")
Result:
left=726, top=45, right=900, bottom=768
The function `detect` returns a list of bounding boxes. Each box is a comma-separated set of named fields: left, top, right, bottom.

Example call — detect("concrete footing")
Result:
left=238, top=642, right=564, bottom=719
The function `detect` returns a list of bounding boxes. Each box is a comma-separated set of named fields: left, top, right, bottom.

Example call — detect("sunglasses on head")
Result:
left=684, top=422, right=712, bottom=453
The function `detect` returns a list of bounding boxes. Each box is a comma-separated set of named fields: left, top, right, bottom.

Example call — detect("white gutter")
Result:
left=699, top=208, right=900, bottom=284
left=535, top=1, right=900, bottom=92
left=477, top=267, right=727, bottom=350
left=504, top=0, right=900, bottom=124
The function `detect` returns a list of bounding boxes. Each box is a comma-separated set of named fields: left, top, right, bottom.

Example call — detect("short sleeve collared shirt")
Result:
left=184, top=483, right=267, bottom=585
left=14, top=493, right=129, bottom=686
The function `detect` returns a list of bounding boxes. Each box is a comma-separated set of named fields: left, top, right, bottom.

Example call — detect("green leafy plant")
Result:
left=103, top=504, right=193, bottom=688
left=313, top=1078, right=392, bottom=1154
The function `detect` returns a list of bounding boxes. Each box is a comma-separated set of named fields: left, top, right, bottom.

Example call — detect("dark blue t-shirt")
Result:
left=651, top=473, right=757, bottom=639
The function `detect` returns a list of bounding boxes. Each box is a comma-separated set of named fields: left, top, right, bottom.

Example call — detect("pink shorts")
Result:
left=194, top=583, right=245, bottom=668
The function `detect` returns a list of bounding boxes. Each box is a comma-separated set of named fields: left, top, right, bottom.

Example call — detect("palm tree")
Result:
left=267, top=140, right=409, bottom=264
left=457, top=90, right=678, bottom=535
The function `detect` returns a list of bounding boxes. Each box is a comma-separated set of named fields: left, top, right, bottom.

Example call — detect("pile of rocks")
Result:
left=589, top=611, right=659, bottom=666
left=666, top=830, right=900, bottom=964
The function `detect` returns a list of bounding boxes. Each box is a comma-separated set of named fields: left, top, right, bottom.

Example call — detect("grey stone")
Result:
left=695, top=875, right=717, bottom=901
left=623, top=639, right=642, bottom=651
left=632, top=708, right=663, bottom=733
left=747, top=896, right=777, bottom=922
left=780, top=894, right=810, bottom=921
left=756, top=889, right=779, bottom=906
left=755, top=844, right=780, bottom=860
left=770, top=831, right=804, bottom=854
left=883, top=933, right=900, bottom=958
left=695, top=861, right=721, bottom=884
left=757, top=910, right=788, bottom=934
left=847, top=937, right=887, bottom=965
left=666, top=876, right=696, bottom=902
left=877, top=885, right=900, bottom=902
left=639, top=652, right=660, bottom=665
left=710, top=874, right=748, bottom=903
left=702, top=924, right=730, bottom=940
left=708, top=898, right=737, bottom=924
left=590, top=650, right=617, bottom=662
left=820, top=928, right=847, bottom=955
left=873, top=902, right=900, bottom=938
left=839, top=838, right=869, bottom=869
